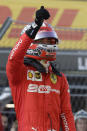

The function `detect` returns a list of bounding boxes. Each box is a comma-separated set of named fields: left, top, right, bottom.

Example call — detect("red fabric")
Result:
left=0, top=114, right=3, bottom=131
left=6, top=33, right=76, bottom=131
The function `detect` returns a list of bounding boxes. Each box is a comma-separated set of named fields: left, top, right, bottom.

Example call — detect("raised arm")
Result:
left=6, top=6, right=50, bottom=83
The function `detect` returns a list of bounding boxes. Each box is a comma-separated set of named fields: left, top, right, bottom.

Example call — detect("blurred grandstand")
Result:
left=0, top=16, right=87, bottom=130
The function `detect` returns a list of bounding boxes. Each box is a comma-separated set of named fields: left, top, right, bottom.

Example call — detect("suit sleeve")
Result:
left=60, top=74, right=76, bottom=131
left=6, top=33, right=33, bottom=84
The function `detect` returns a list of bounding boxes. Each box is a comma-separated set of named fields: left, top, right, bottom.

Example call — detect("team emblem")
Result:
left=50, top=73, right=57, bottom=84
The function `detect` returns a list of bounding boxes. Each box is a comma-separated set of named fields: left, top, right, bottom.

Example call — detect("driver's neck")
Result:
left=39, top=60, right=50, bottom=73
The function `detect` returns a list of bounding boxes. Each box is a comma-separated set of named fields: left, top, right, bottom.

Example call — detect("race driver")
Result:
left=6, top=6, right=76, bottom=131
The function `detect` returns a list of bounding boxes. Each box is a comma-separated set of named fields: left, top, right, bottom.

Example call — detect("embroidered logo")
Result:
left=27, top=70, right=42, bottom=81
left=35, top=71, right=41, bottom=79
left=27, top=84, right=60, bottom=94
left=50, top=73, right=57, bottom=84
left=28, top=72, right=33, bottom=78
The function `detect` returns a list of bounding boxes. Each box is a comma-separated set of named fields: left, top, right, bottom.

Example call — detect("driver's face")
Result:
left=76, top=118, right=87, bottom=131
left=34, top=38, right=57, bottom=45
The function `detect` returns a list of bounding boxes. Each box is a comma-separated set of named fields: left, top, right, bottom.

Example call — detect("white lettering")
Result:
left=27, top=84, right=38, bottom=92
left=27, top=84, right=60, bottom=94
left=61, top=113, right=69, bottom=131
left=78, top=57, right=87, bottom=70
left=10, top=39, right=22, bottom=59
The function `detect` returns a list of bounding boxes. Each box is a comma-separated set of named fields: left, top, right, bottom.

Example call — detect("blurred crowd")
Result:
left=0, top=107, right=17, bottom=131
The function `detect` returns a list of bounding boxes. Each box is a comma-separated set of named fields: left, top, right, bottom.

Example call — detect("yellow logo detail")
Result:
left=28, top=72, right=33, bottom=78
left=35, top=71, right=41, bottom=79
left=50, top=73, right=57, bottom=84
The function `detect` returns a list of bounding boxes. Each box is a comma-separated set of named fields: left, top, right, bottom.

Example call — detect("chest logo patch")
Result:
left=27, top=70, right=42, bottom=81
left=50, top=73, right=57, bottom=84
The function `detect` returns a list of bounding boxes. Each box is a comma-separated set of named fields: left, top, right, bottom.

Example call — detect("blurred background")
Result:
left=0, top=0, right=87, bottom=130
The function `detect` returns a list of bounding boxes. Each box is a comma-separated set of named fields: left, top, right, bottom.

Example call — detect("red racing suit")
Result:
left=0, top=113, right=3, bottom=131
left=6, top=33, right=76, bottom=131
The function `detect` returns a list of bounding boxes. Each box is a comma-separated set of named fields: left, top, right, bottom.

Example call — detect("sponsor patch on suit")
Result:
left=27, top=70, right=42, bottom=81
